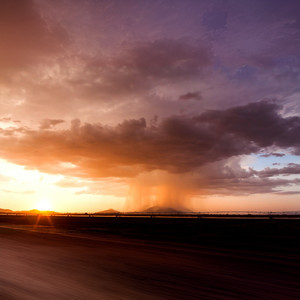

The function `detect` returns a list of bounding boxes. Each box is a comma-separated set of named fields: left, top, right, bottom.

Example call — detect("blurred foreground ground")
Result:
left=0, top=216, right=300, bottom=299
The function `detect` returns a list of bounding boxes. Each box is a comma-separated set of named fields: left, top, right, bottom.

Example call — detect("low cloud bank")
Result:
left=1, top=100, right=300, bottom=210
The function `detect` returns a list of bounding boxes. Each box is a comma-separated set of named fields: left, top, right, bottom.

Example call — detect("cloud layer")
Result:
left=1, top=101, right=299, bottom=180
left=0, top=0, right=300, bottom=210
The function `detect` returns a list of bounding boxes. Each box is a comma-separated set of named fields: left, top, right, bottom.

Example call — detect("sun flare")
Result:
left=36, top=198, right=53, bottom=211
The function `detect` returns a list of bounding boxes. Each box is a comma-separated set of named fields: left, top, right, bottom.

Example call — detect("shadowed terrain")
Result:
left=0, top=216, right=300, bottom=299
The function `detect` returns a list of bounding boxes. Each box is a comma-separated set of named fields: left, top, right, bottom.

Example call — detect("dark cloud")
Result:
left=274, top=191, right=300, bottom=195
left=181, top=159, right=300, bottom=195
left=179, top=91, right=202, bottom=101
left=198, top=175, right=300, bottom=196
left=0, top=101, right=299, bottom=180
left=39, top=119, right=65, bottom=130
left=260, top=152, right=285, bottom=157
left=255, top=163, right=300, bottom=178
left=198, top=101, right=300, bottom=150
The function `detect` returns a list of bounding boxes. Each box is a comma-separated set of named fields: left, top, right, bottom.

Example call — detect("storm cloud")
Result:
left=0, top=101, right=299, bottom=180
left=0, top=0, right=300, bottom=211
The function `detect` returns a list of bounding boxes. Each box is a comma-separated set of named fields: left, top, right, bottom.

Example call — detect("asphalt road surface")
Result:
left=0, top=226, right=299, bottom=299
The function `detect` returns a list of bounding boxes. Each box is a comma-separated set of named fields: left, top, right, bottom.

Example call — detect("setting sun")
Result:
left=36, top=198, right=53, bottom=211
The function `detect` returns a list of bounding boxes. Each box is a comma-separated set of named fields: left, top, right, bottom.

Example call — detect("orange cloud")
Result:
left=0, top=101, right=299, bottom=184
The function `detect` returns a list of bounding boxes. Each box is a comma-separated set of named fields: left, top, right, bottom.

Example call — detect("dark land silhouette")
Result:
left=0, top=214, right=299, bottom=299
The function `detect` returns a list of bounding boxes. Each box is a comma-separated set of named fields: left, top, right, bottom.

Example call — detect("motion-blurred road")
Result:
left=0, top=227, right=299, bottom=299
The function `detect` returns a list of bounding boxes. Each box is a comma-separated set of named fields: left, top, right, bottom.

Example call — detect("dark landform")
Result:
left=141, top=206, right=182, bottom=213
left=0, top=208, right=13, bottom=213
left=94, top=208, right=120, bottom=214
left=0, top=213, right=300, bottom=299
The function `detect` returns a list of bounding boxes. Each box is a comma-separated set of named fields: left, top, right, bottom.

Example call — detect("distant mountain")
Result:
left=0, top=208, right=58, bottom=214
left=94, top=209, right=119, bottom=214
left=0, top=208, right=13, bottom=213
left=24, top=209, right=42, bottom=214
left=141, top=206, right=182, bottom=213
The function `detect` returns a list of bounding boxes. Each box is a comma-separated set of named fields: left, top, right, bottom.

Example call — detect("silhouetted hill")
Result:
left=141, top=206, right=182, bottom=213
left=94, top=209, right=119, bottom=214
left=0, top=208, right=13, bottom=213
left=1, top=208, right=58, bottom=214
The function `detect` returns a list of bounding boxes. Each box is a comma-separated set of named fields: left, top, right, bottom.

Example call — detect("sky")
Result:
left=0, top=0, right=300, bottom=212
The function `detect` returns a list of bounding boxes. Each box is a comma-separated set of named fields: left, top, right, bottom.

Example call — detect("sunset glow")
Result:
left=36, top=198, right=53, bottom=212
left=1, top=2, right=299, bottom=300
left=0, top=0, right=299, bottom=213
